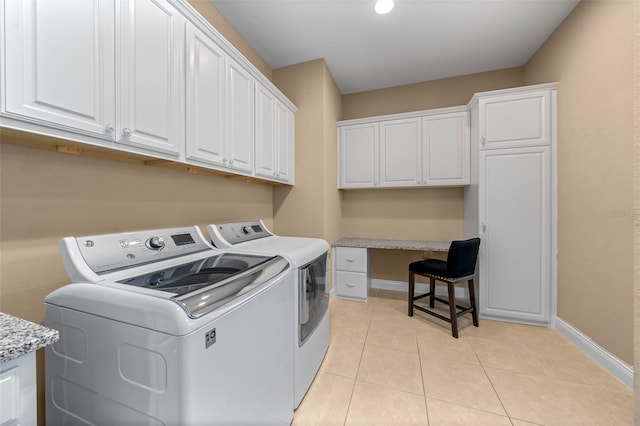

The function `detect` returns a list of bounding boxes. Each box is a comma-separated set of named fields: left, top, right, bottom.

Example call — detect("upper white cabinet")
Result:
left=478, top=89, right=551, bottom=150
left=117, top=0, right=185, bottom=156
left=185, top=23, right=227, bottom=166
left=423, top=112, right=470, bottom=186
left=339, top=123, right=378, bottom=188
left=1, top=0, right=296, bottom=184
left=338, top=107, right=469, bottom=189
left=2, top=0, right=116, bottom=138
left=185, top=27, right=254, bottom=174
left=2, top=0, right=184, bottom=158
left=379, top=118, right=421, bottom=187
left=226, top=58, right=255, bottom=173
left=275, top=100, right=294, bottom=183
left=255, top=83, right=294, bottom=184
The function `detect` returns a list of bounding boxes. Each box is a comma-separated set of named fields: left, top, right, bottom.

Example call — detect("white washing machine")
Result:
left=207, top=220, right=329, bottom=408
left=44, top=226, right=294, bottom=425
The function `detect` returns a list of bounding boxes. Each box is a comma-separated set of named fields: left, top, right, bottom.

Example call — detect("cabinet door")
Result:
left=338, top=123, right=378, bottom=188
left=254, top=83, right=276, bottom=178
left=118, top=0, right=184, bottom=156
left=185, top=24, right=226, bottom=166
left=379, top=118, right=421, bottom=187
left=479, top=89, right=551, bottom=150
left=275, top=100, right=294, bottom=183
left=479, top=146, right=551, bottom=323
left=423, top=112, right=469, bottom=185
left=227, top=58, right=254, bottom=173
left=2, top=0, right=115, bottom=138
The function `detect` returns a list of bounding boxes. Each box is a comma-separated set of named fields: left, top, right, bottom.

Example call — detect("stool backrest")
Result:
left=446, top=238, right=481, bottom=278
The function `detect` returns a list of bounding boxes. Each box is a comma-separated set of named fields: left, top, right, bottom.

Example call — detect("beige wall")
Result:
left=272, top=59, right=343, bottom=243
left=524, top=0, right=633, bottom=365
left=342, top=67, right=524, bottom=120
left=187, top=0, right=272, bottom=81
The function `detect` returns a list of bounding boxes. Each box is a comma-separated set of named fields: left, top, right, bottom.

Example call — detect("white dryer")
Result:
left=44, top=226, right=294, bottom=425
left=207, top=220, right=330, bottom=408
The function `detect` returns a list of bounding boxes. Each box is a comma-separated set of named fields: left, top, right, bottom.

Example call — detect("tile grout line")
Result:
left=466, top=331, right=516, bottom=425
left=341, top=295, right=376, bottom=426
left=416, top=327, right=431, bottom=426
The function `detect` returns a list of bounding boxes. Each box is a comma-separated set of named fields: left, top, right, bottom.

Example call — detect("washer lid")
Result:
left=117, top=253, right=289, bottom=318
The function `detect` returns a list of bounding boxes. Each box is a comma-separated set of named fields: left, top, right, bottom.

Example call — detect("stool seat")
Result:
left=408, top=238, right=481, bottom=338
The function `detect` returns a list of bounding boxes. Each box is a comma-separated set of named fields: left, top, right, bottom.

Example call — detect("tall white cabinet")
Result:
left=464, top=83, right=556, bottom=325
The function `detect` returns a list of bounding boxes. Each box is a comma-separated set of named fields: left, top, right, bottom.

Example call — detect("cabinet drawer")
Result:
left=335, top=271, right=367, bottom=300
left=334, top=247, right=367, bottom=272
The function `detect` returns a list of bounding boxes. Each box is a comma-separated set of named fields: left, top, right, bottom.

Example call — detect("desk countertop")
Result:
left=0, top=312, right=59, bottom=363
left=332, top=237, right=450, bottom=252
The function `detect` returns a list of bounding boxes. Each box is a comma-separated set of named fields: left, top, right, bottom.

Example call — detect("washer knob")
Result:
left=241, top=226, right=252, bottom=235
left=146, top=236, right=165, bottom=250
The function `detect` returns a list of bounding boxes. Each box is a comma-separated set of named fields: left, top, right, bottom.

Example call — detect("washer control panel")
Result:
left=208, top=220, right=273, bottom=248
left=67, top=226, right=212, bottom=275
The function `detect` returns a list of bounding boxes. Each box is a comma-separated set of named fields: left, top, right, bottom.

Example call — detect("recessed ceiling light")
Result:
left=375, top=0, right=394, bottom=15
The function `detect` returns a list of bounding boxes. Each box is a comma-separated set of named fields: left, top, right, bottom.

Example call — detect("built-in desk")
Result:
left=331, top=237, right=451, bottom=301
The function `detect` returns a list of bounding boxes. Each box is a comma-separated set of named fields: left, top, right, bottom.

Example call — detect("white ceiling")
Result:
left=209, top=0, right=580, bottom=94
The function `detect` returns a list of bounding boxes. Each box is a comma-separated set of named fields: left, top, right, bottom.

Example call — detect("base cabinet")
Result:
left=0, top=352, right=36, bottom=426
left=333, top=247, right=369, bottom=301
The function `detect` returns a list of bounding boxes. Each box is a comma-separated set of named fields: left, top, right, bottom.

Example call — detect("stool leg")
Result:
left=448, top=282, right=458, bottom=338
left=468, top=278, right=479, bottom=327
left=429, top=277, right=435, bottom=308
left=408, top=271, right=415, bottom=317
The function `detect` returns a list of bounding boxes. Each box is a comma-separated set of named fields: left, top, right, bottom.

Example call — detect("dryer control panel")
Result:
left=208, top=220, right=273, bottom=248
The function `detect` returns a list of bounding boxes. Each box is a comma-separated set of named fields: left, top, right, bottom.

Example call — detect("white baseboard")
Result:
left=370, top=278, right=468, bottom=298
left=368, top=280, right=633, bottom=390
left=553, top=316, right=633, bottom=389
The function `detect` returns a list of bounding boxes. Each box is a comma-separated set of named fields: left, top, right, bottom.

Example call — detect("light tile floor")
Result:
left=293, top=289, right=633, bottom=426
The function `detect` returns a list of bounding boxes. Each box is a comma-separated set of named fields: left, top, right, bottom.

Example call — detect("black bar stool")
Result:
left=408, top=238, right=481, bottom=338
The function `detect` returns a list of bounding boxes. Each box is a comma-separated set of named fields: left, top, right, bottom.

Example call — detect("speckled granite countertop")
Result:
left=0, top=312, right=59, bottom=363
left=332, top=237, right=451, bottom=252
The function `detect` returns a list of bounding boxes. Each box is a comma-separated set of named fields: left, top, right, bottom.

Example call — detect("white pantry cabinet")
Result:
left=2, top=0, right=185, bottom=158
left=255, top=82, right=294, bottom=184
left=464, top=83, right=556, bottom=325
left=337, top=107, right=469, bottom=189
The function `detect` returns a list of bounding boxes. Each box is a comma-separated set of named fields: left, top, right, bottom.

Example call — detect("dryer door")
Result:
left=299, top=252, right=329, bottom=345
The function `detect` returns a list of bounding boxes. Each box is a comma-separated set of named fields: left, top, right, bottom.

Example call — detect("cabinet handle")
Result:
left=482, top=222, right=486, bottom=232
left=122, top=128, right=132, bottom=138
left=229, top=159, right=234, bottom=165
left=345, top=282, right=357, bottom=288
left=481, top=136, right=486, bottom=146
left=105, top=124, right=114, bottom=134
left=345, top=258, right=355, bottom=263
